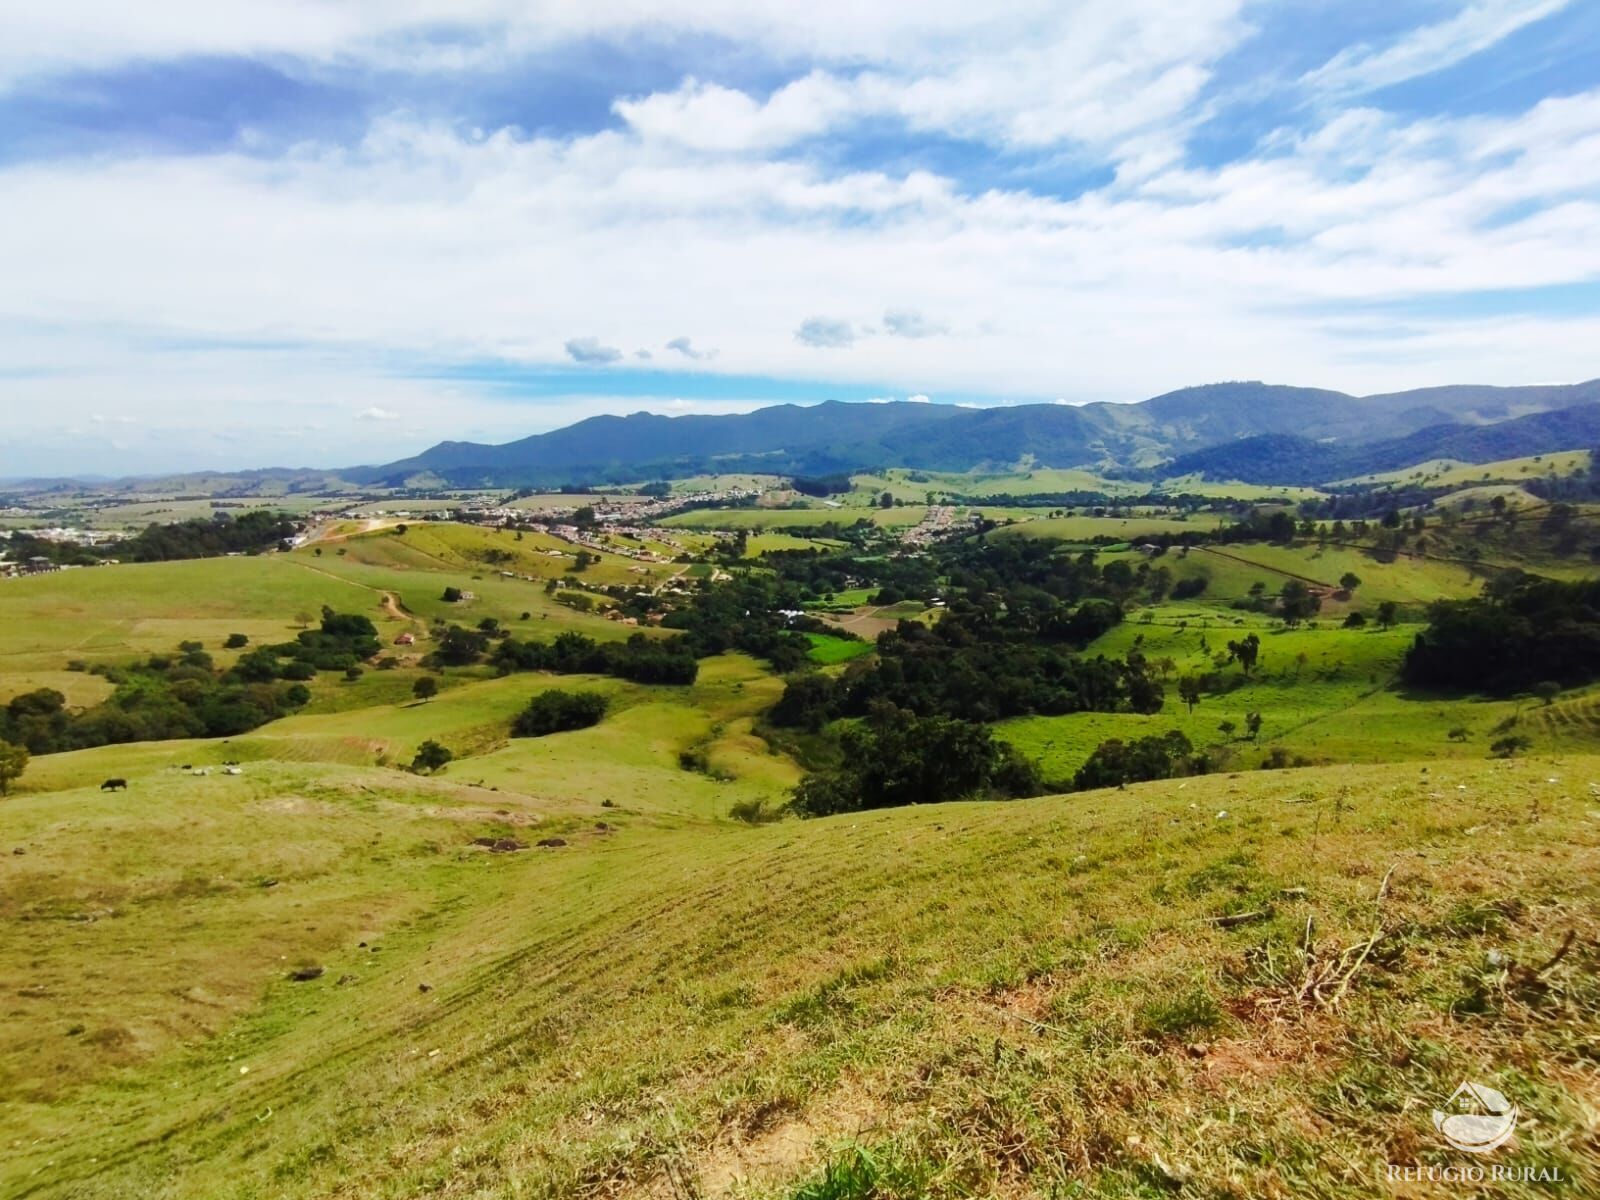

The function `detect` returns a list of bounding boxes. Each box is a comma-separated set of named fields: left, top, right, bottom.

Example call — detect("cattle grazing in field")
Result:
left=100, top=778, right=127, bottom=791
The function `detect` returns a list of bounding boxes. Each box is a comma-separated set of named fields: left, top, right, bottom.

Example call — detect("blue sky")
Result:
left=1, top=1, right=1598, bottom=476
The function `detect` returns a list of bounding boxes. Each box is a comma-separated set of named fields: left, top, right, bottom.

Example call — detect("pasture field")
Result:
left=5, top=751, right=1598, bottom=1198
left=6, top=524, right=1600, bottom=1198
left=658, top=507, right=922, bottom=531
left=666, top=473, right=784, bottom=495
left=1339, top=450, right=1591, bottom=489
left=746, top=532, right=845, bottom=556
left=1152, top=473, right=1325, bottom=501
left=847, top=467, right=1143, bottom=503
left=997, top=612, right=1537, bottom=780
left=0, top=557, right=387, bottom=674
left=804, top=632, right=874, bottom=665
left=993, top=512, right=1229, bottom=540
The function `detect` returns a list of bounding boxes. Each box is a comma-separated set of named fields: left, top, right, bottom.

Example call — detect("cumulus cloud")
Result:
left=357, top=405, right=400, bottom=421
left=665, top=336, right=715, bottom=360
left=906, top=393, right=931, bottom=403
left=4, top=2, right=1600, bottom=476
left=564, top=337, right=623, bottom=364
left=794, top=317, right=858, bottom=348
left=883, top=309, right=946, bottom=338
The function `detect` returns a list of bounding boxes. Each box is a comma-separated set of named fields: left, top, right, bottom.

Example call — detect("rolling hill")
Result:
left=1160, top=401, right=1600, bottom=486
left=347, top=379, right=1600, bottom=488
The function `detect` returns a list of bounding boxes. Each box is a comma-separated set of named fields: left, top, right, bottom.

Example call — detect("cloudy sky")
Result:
left=2, top=1, right=1598, bottom=476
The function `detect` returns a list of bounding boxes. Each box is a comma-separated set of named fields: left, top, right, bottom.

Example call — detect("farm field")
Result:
left=997, top=614, right=1534, bottom=781
left=5, top=750, right=1598, bottom=1198
left=994, top=512, right=1229, bottom=540
left=657, top=506, right=922, bottom=530
left=804, top=632, right=873, bottom=664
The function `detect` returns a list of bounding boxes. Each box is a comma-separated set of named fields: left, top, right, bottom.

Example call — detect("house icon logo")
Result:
left=1432, top=1081, right=1518, bottom=1154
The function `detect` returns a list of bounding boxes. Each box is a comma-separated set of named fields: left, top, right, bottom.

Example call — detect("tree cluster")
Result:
left=789, top=703, right=1042, bottom=816
left=1402, top=576, right=1600, bottom=693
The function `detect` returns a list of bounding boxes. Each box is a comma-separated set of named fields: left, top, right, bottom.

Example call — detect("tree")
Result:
left=570, top=550, right=594, bottom=573
left=224, top=633, right=249, bottom=649
left=1376, top=600, right=1399, bottom=630
left=412, top=676, right=439, bottom=703
left=1533, top=680, right=1561, bottom=706
left=1343, top=611, right=1367, bottom=628
left=441, top=586, right=463, bottom=602
left=1339, top=572, right=1362, bottom=593
left=1279, top=580, right=1320, bottom=627
left=879, top=491, right=894, bottom=509
left=411, top=740, right=453, bottom=773
left=1245, top=712, right=1263, bottom=741
left=0, top=739, right=28, bottom=796
left=1490, top=734, right=1532, bottom=758
left=1073, top=730, right=1199, bottom=790
left=1178, top=675, right=1203, bottom=714
left=1218, top=719, right=1237, bottom=739
left=1226, top=633, right=1260, bottom=675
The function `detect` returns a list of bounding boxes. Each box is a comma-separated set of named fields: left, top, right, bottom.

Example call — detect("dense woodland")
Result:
left=1403, top=576, right=1600, bottom=692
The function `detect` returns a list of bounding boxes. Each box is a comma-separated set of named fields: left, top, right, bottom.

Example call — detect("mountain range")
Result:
left=347, top=378, right=1600, bottom=489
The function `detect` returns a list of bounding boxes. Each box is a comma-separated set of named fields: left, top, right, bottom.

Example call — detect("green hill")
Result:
left=4, top=755, right=1596, bottom=1198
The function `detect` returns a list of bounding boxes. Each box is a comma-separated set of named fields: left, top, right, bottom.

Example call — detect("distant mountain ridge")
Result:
left=347, top=378, right=1600, bottom=488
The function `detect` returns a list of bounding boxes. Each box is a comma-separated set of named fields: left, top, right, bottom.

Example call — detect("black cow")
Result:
left=100, top=778, right=127, bottom=791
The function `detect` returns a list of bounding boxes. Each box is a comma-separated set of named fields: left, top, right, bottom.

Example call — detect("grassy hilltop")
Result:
left=4, top=491, right=1600, bottom=1197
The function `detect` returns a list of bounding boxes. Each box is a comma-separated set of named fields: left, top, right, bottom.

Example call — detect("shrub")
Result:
left=512, top=690, right=608, bottom=737
left=224, top=633, right=249, bottom=649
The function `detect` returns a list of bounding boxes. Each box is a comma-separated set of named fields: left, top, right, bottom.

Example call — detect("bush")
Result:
left=1171, top=576, right=1208, bottom=600
left=511, top=690, right=608, bottom=737
left=411, top=740, right=453, bottom=773
left=224, top=633, right=249, bottom=649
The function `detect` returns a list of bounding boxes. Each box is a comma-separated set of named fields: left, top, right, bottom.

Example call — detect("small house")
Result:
left=394, top=633, right=415, bottom=645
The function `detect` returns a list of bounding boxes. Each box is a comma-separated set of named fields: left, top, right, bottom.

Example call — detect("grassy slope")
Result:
left=0, top=557, right=384, bottom=674
left=5, top=759, right=1597, bottom=1198
left=994, top=514, right=1228, bottom=541
left=1339, top=450, right=1591, bottom=489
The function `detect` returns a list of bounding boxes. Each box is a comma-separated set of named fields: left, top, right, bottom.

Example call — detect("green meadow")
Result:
left=4, top=516, right=1600, bottom=1198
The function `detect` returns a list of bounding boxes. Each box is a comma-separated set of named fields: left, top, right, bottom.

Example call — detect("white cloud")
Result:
left=794, top=317, right=858, bottom=348
left=906, top=393, right=931, bottom=403
left=1303, top=1, right=1572, bottom=97
left=665, top=336, right=715, bottom=360
left=358, top=405, right=400, bottom=421
left=883, top=309, right=946, bottom=338
left=2, top=5, right=1599, bottom=476
left=564, top=336, right=623, bottom=364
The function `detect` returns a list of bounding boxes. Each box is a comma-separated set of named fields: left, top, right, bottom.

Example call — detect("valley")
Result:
left=5, top=446, right=1600, bottom=1197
